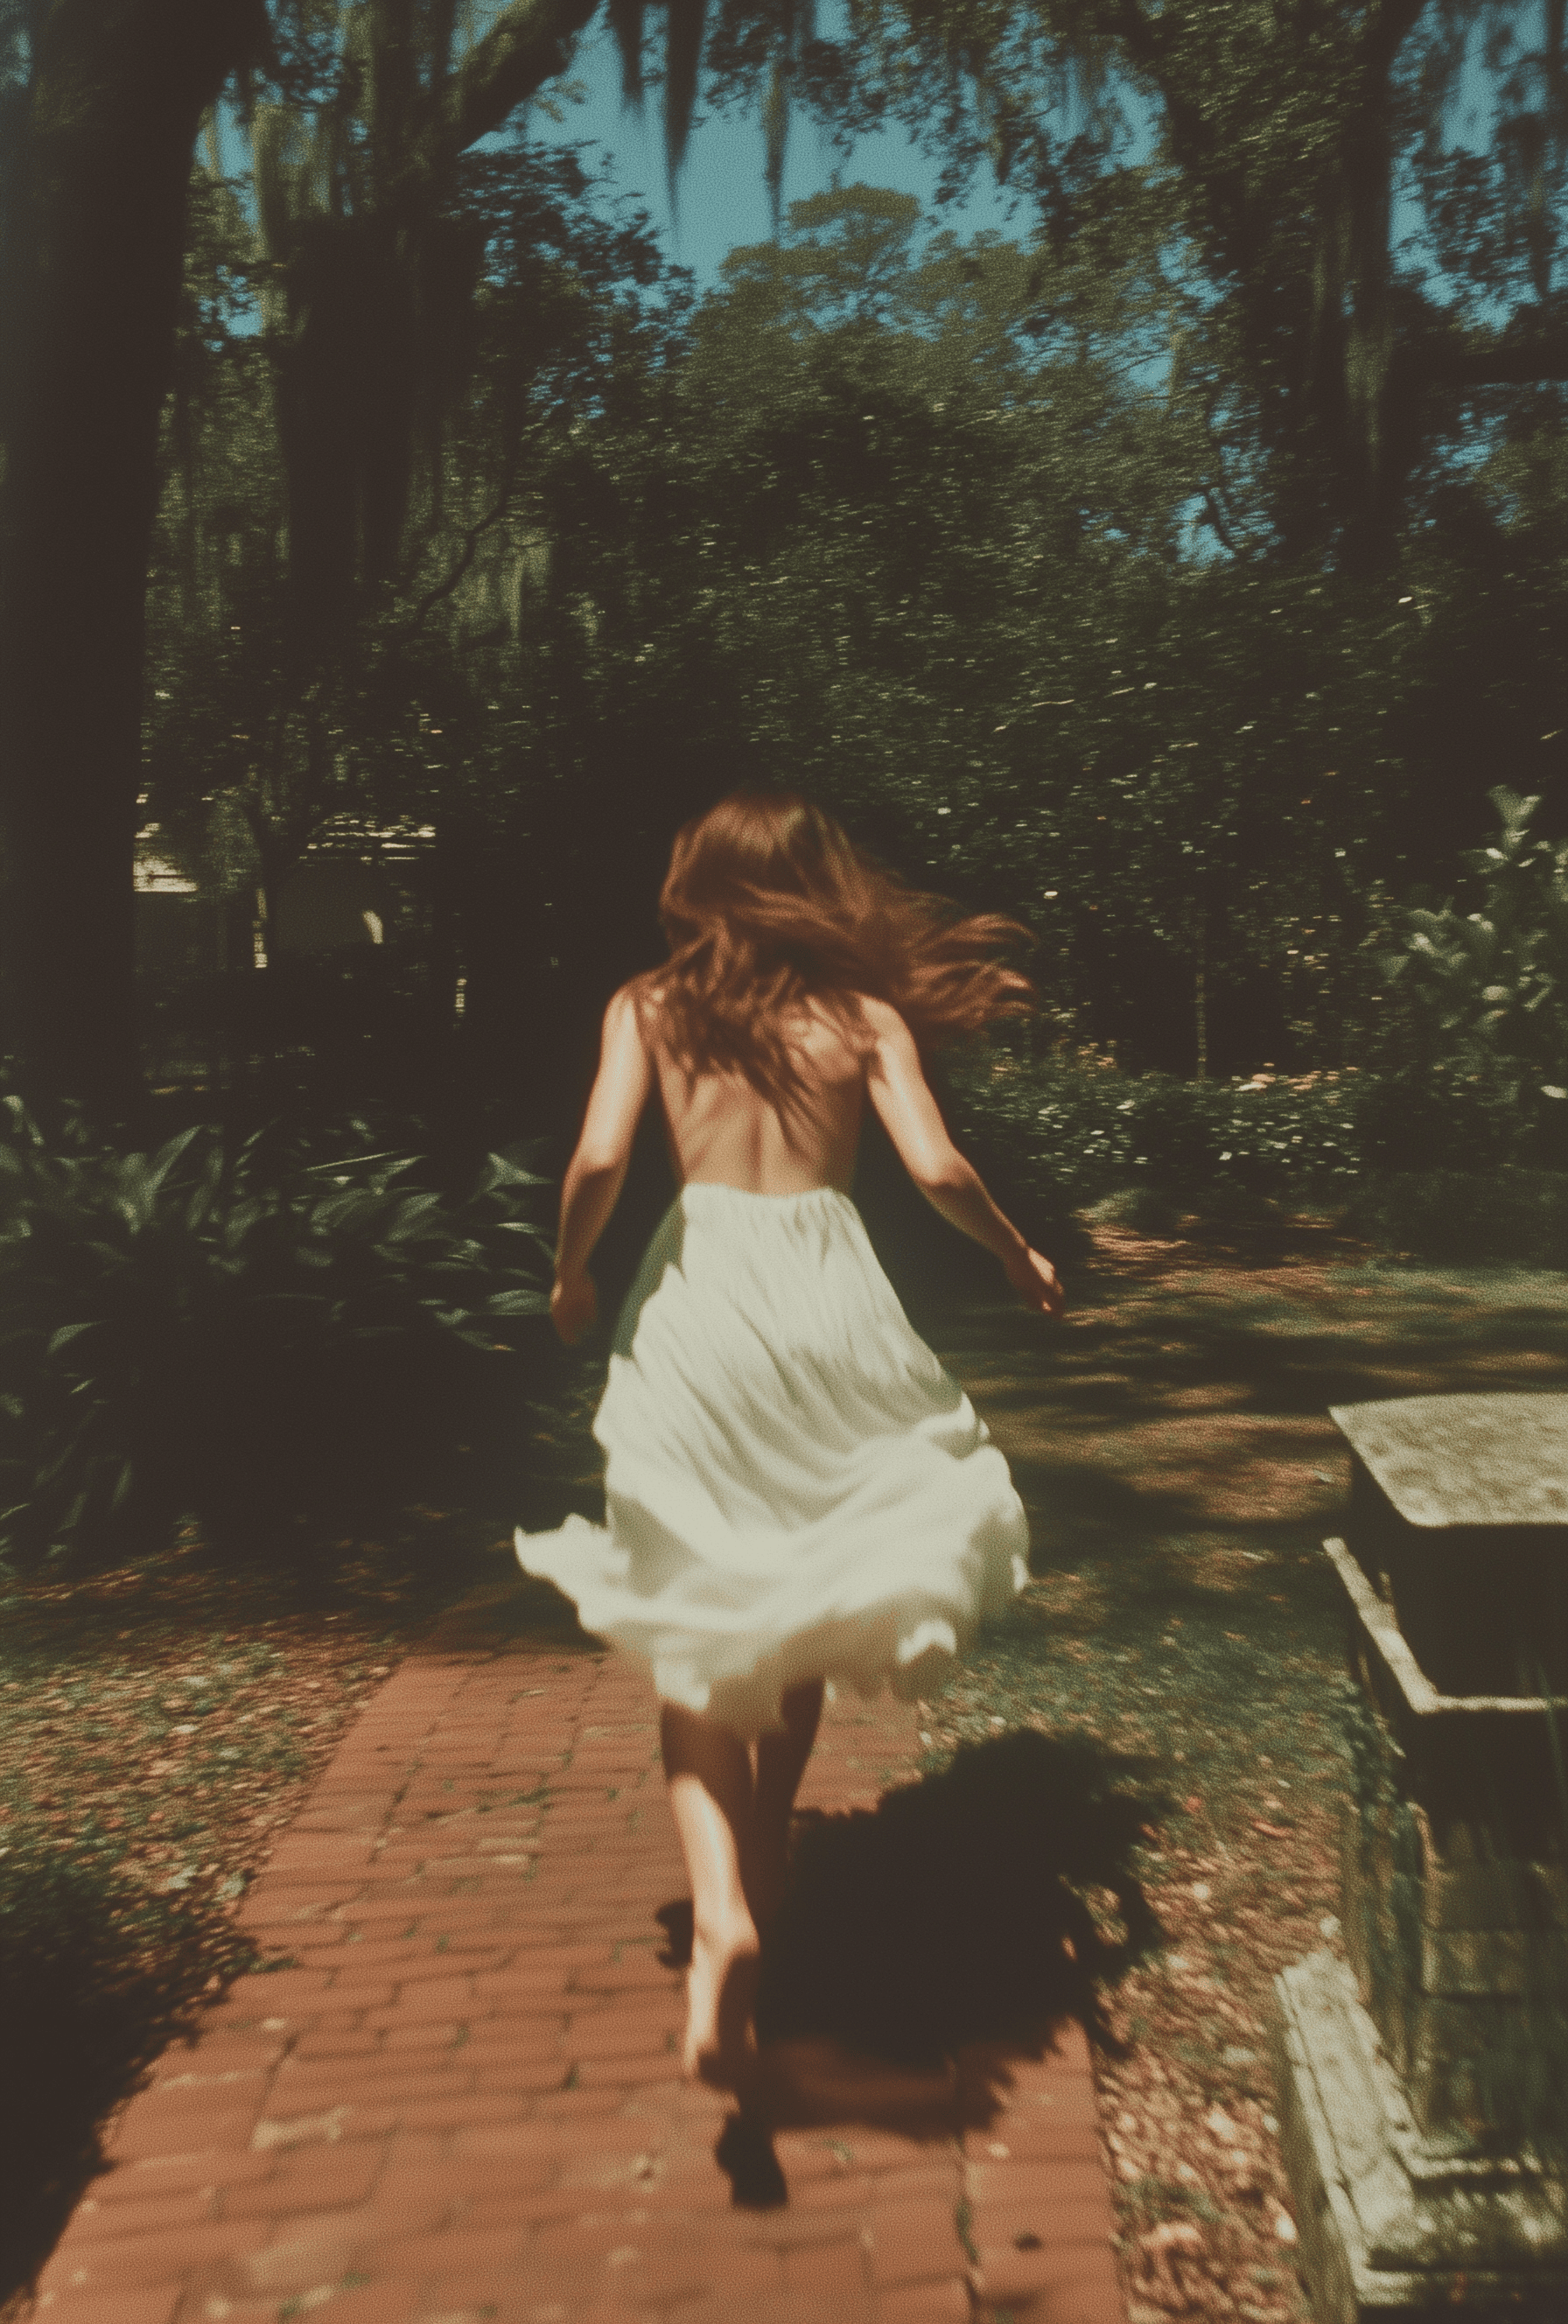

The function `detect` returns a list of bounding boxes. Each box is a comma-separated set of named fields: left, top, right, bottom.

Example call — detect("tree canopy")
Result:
left=2, top=0, right=1566, bottom=1115
left=708, top=0, right=1568, bottom=569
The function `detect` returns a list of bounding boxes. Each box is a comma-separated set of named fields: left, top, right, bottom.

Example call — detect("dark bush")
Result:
left=169, top=946, right=454, bottom=1121
left=943, top=1047, right=1368, bottom=1212
left=942, top=1043, right=1568, bottom=1263
left=1349, top=1054, right=1531, bottom=1178
left=0, top=1102, right=553, bottom=1573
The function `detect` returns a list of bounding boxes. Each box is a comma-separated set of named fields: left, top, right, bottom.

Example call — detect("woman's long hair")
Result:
left=630, top=792, right=1034, bottom=1108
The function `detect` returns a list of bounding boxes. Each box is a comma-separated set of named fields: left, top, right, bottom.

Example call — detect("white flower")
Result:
left=1544, top=1086, right=1568, bottom=1101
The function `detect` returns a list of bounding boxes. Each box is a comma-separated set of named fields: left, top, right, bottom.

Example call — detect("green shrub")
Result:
left=1341, top=1170, right=1568, bottom=1267
left=856, top=1088, right=1091, bottom=1302
left=936, top=791, right=1568, bottom=1245
left=944, top=1048, right=1368, bottom=1212
left=0, top=1103, right=552, bottom=1572
left=1346, top=1053, right=1529, bottom=1177
left=1380, top=788, right=1568, bottom=1169
left=945, top=1042, right=1568, bottom=1261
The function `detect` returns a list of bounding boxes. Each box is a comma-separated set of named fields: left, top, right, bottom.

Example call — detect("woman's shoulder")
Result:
left=843, top=991, right=908, bottom=1042
left=598, top=979, right=665, bottom=1057
left=611, top=975, right=663, bottom=1020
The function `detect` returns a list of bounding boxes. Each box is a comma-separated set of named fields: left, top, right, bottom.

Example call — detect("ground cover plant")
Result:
left=0, top=1102, right=553, bottom=1575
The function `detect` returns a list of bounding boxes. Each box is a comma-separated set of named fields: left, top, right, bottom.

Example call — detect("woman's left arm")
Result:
left=551, top=985, right=654, bottom=1344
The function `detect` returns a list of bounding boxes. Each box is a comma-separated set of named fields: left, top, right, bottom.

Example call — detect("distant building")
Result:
left=134, top=845, right=226, bottom=980
left=135, top=822, right=436, bottom=970
left=273, top=854, right=396, bottom=955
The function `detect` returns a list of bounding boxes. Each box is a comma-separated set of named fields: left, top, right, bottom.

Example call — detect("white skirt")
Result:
left=514, top=1181, right=1029, bottom=1736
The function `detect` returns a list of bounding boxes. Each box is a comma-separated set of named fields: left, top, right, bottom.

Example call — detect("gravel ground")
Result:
left=0, top=1515, right=507, bottom=1922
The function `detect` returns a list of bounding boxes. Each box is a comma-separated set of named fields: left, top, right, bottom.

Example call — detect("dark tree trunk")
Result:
left=0, top=0, right=265, bottom=1118
left=1133, top=0, right=1431, bottom=570
left=253, top=0, right=597, bottom=643
left=1307, top=0, right=1426, bottom=576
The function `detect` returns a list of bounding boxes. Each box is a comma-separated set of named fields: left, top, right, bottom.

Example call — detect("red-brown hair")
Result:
left=631, top=791, right=1033, bottom=1107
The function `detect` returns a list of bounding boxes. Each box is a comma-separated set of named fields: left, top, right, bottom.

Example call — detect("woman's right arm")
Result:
left=864, top=1000, right=1064, bottom=1317
left=551, top=984, right=654, bottom=1343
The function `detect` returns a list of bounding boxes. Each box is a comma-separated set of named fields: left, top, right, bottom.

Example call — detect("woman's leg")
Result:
left=746, top=1679, right=825, bottom=1929
left=660, top=1704, right=761, bottom=2080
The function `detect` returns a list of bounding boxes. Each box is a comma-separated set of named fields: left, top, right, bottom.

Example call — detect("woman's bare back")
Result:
left=644, top=990, right=872, bottom=1195
left=544, top=976, right=1060, bottom=1346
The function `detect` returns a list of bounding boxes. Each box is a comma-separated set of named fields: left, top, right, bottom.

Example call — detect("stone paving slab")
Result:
left=35, top=1586, right=1127, bottom=2324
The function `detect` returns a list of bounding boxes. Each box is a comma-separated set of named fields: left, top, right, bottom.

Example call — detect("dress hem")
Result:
left=513, top=1521, right=1027, bottom=1740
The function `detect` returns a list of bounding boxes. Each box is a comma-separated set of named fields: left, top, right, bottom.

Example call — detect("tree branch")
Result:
left=1199, top=479, right=1246, bottom=560
left=1435, top=325, right=1568, bottom=387
left=424, top=0, right=603, bottom=170
left=1364, top=0, right=1427, bottom=70
left=1194, top=386, right=1253, bottom=558
left=1098, top=0, right=1165, bottom=77
left=399, top=454, right=528, bottom=639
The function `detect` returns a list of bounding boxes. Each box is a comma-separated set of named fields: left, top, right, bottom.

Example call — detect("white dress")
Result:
left=514, top=1180, right=1029, bottom=1736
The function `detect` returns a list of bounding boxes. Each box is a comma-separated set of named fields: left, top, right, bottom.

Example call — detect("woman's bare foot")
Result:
left=682, top=1913, right=762, bottom=2084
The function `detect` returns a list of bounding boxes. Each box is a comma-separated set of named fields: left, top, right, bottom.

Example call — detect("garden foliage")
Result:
left=138, top=160, right=1568, bottom=1111
left=947, top=1050, right=1363, bottom=1212
left=1380, top=787, right=1568, bottom=1164
left=0, top=1103, right=551, bottom=1572
left=944, top=1041, right=1568, bottom=1264
left=934, top=787, right=1568, bottom=1263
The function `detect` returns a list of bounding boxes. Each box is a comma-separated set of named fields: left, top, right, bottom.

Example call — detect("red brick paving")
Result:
left=36, top=1586, right=1128, bottom=2324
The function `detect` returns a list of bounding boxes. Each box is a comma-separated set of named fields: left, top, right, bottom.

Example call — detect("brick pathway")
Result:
left=35, top=1586, right=1128, bottom=2324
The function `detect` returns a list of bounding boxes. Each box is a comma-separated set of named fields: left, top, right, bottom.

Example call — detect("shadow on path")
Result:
left=658, top=1728, right=1165, bottom=2206
left=0, top=1840, right=259, bottom=2308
